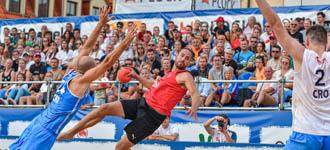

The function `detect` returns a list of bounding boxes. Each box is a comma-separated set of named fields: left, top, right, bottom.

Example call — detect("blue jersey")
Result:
left=10, top=70, right=92, bottom=150
left=38, top=69, right=91, bottom=134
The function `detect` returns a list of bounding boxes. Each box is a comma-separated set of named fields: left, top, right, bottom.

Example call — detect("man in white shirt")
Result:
left=256, top=0, right=330, bottom=149
left=203, top=114, right=237, bottom=143
left=147, top=117, right=179, bottom=141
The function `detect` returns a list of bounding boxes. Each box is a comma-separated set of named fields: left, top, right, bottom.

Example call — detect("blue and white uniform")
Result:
left=10, top=70, right=92, bottom=150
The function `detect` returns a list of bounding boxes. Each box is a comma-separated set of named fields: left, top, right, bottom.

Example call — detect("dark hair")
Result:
left=146, top=49, right=155, bottom=53
left=272, top=44, right=282, bottom=51
left=219, top=114, right=230, bottom=125
left=211, top=54, right=222, bottom=62
left=306, top=25, right=327, bottom=45
left=317, top=12, right=326, bottom=18
left=73, top=29, right=80, bottom=33
left=256, top=55, right=265, bottom=66
left=257, top=41, right=266, bottom=50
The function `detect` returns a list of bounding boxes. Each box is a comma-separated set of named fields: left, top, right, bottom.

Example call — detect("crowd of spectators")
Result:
left=0, top=11, right=329, bottom=108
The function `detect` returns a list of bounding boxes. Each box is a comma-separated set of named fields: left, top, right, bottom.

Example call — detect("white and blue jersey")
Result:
left=10, top=70, right=92, bottom=150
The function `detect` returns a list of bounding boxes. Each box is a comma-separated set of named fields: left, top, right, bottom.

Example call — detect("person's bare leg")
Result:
left=257, top=92, right=277, bottom=106
left=115, top=135, right=135, bottom=150
left=36, top=94, right=43, bottom=105
left=205, top=91, right=215, bottom=106
left=19, top=97, right=27, bottom=105
left=243, top=99, right=252, bottom=107
left=57, top=101, right=125, bottom=140
left=27, top=97, right=35, bottom=105
left=220, top=92, right=231, bottom=105
left=256, top=91, right=265, bottom=105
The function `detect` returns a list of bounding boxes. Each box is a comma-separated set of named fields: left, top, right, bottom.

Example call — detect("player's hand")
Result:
left=127, top=69, right=138, bottom=79
left=57, top=132, right=75, bottom=141
left=185, top=106, right=198, bottom=120
left=126, top=24, right=138, bottom=39
left=99, top=6, right=114, bottom=25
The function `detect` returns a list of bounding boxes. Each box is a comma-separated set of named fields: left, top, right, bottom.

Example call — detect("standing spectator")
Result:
left=203, top=114, right=237, bottom=143
left=289, top=19, right=304, bottom=44
left=137, top=23, right=151, bottom=42
left=244, top=16, right=257, bottom=40
left=148, top=117, right=179, bottom=141
left=301, top=18, right=312, bottom=42
left=27, top=53, right=47, bottom=80
left=243, top=66, right=277, bottom=107
left=266, top=45, right=282, bottom=72
left=316, top=11, right=330, bottom=31
left=205, top=55, right=224, bottom=106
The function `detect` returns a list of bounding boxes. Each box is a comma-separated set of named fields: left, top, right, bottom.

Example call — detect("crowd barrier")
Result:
left=0, top=108, right=292, bottom=144
left=0, top=78, right=293, bottom=110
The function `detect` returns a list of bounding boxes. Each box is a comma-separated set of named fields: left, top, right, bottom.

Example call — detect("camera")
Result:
left=218, top=120, right=225, bottom=128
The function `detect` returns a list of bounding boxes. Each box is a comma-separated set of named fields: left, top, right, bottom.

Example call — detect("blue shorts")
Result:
left=284, top=131, right=330, bottom=150
left=10, top=124, right=56, bottom=150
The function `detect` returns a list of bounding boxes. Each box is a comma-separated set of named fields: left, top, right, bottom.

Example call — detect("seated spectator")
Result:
left=56, top=40, right=74, bottom=70
left=144, top=49, right=161, bottom=76
left=48, top=58, right=64, bottom=81
left=234, top=40, right=255, bottom=75
left=159, top=57, right=172, bottom=77
left=223, top=48, right=238, bottom=76
left=273, top=56, right=294, bottom=101
left=15, top=59, right=28, bottom=81
left=91, top=73, right=110, bottom=106
left=206, top=55, right=224, bottom=106
left=147, top=117, right=179, bottom=141
left=2, top=73, right=28, bottom=105
left=266, top=45, right=281, bottom=72
left=254, top=56, right=266, bottom=80
left=203, top=114, right=237, bottom=143
left=19, top=72, right=55, bottom=105
left=190, top=55, right=212, bottom=79
left=27, top=53, right=47, bottom=80
left=216, top=66, right=238, bottom=107
left=131, top=68, right=153, bottom=100
left=243, top=67, right=278, bottom=107
left=0, top=59, right=15, bottom=100
left=19, top=75, right=42, bottom=105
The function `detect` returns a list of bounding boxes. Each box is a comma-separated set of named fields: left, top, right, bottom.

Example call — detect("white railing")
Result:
left=0, top=78, right=293, bottom=111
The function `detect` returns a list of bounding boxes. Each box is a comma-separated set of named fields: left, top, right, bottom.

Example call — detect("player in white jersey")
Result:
left=256, top=0, right=330, bottom=149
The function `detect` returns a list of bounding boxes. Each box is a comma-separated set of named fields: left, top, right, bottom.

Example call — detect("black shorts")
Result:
left=120, top=98, right=166, bottom=144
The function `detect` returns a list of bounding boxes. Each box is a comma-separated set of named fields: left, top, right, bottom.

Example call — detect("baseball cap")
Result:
left=34, top=53, right=41, bottom=57
left=214, top=16, right=224, bottom=23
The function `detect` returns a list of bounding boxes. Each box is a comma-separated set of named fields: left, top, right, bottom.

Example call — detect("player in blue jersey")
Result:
left=10, top=6, right=138, bottom=150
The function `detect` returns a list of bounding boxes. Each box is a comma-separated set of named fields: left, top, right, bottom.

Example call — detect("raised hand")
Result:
left=99, top=6, right=114, bottom=25
left=57, top=131, right=75, bottom=141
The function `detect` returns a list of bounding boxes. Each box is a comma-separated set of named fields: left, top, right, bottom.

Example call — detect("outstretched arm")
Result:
left=78, top=25, right=137, bottom=84
left=255, top=0, right=305, bottom=70
left=182, top=72, right=201, bottom=120
left=68, top=6, right=114, bottom=69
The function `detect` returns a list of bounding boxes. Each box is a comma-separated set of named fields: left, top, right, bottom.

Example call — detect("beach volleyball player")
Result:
left=256, top=0, right=330, bottom=149
left=57, top=47, right=201, bottom=150
left=10, top=7, right=138, bottom=150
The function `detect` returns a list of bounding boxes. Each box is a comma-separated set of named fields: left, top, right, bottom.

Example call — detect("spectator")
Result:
left=56, top=40, right=74, bottom=70
left=191, top=55, right=212, bottom=79
left=152, top=26, right=161, bottom=44
left=73, top=29, right=81, bottom=43
left=260, top=22, right=272, bottom=43
left=247, top=41, right=269, bottom=69
left=0, top=44, right=8, bottom=66
left=5, top=73, right=29, bottom=105
left=273, top=56, right=294, bottom=100
left=229, top=22, right=242, bottom=46
left=148, top=117, right=179, bottom=141
left=137, top=23, right=151, bottom=42
left=133, top=44, right=145, bottom=67
left=203, top=114, right=237, bottom=143
left=301, top=18, right=312, bottom=42
left=45, top=41, right=59, bottom=65
left=159, top=57, right=172, bottom=77
left=283, top=21, right=291, bottom=33
left=145, top=49, right=161, bottom=75
left=243, top=66, right=277, bottom=107
left=193, top=20, right=201, bottom=35
left=191, top=36, right=204, bottom=61
left=91, top=73, right=110, bottom=106
left=41, top=37, right=50, bottom=54
left=27, top=53, right=47, bottom=80
left=234, top=40, right=255, bottom=74
left=266, top=45, right=281, bottom=72
left=0, top=59, right=15, bottom=99
left=116, top=22, right=126, bottom=41
left=89, top=42, right=105, bottom=60
left=18, top=75, right=41, bottom=105
left=4, top=36, right=14, bottom=57
left=249, top=36, right=258, bottom=53
left=62, top=31, right=74, bottom=48
left=15, top=59, right=28, bottom=81
left=289, top=19, right=304, bottom=44
left=11, top=50, right=20, bottom=71
left=244, top=16, right=256, bottom=40
left=254, top=56, right=266, bottom=80
left=48, top=58, right=64, bottom=81
left=265, top=32, right=280, bottom=54
left=65, top=23, right=73, bottom=33
left=316, top=11, right=330, bottom=31
left=223, top=48, right=238, bottom=76
left=206, top=55, right=224, bottom=106
left=10, top=27, right=19, bottom=45
left=215, top=66, right=238, bottom=107
left=26, top=28, right=40, bottom=47
left=213, top=16, right=230, bottom=38
left=170, top=41, right=182, bottom=61
left=165, top=21, right=176, bottom=41
left=200, top=26, right=213, bottom=46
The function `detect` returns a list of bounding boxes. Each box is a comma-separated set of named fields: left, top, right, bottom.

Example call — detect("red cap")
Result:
left=34, top=53, right=41, bottom=57
left=214, top=16, right=224, bottom=23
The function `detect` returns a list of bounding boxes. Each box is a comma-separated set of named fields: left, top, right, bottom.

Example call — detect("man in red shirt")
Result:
left=57, top=48, right=201, bottom=150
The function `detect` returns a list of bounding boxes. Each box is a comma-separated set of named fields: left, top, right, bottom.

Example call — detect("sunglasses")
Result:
left=272, top=51, right=280, bottom=53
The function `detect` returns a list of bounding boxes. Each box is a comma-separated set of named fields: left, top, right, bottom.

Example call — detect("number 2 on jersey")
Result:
left=315, top=69, right=325, bottom=86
